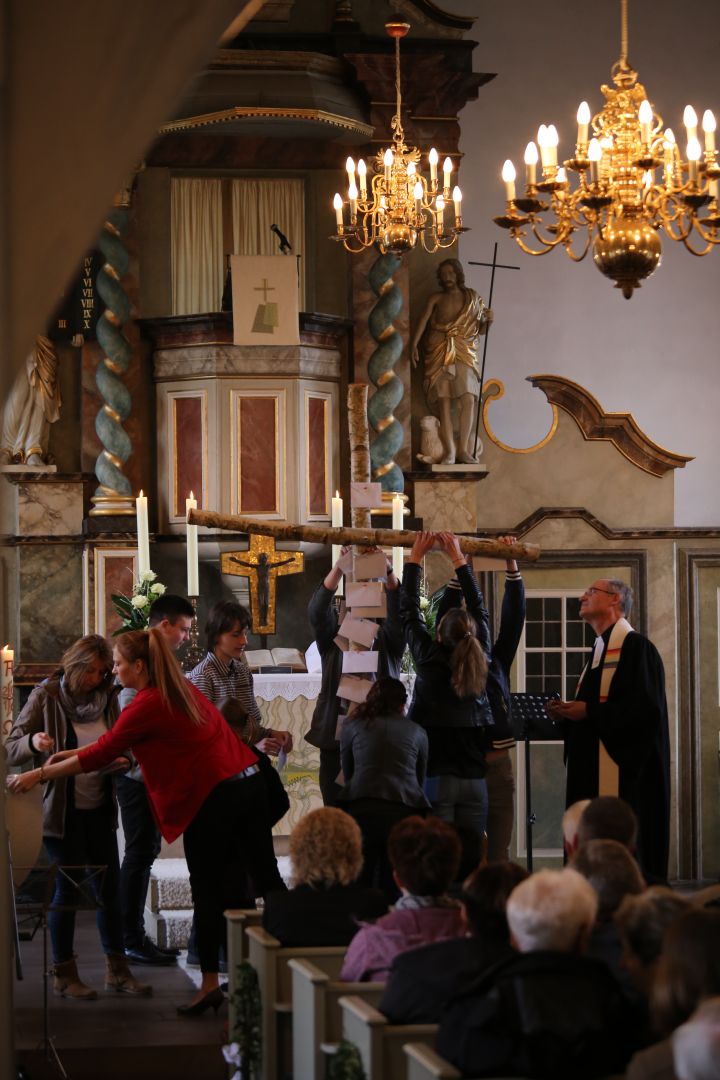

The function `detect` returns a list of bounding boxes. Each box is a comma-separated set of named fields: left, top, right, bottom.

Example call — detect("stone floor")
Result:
left=12, top=912, right=227, bottom=1080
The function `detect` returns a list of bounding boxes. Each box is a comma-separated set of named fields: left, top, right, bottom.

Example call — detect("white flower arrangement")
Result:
left=111, top=573, right=168, bottom=635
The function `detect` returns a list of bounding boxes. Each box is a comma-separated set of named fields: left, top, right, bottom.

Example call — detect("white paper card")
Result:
left=346, top=580, right=384, bottom=608
left=350, top=481, right=382, bottom=508
left=352, top=602, right=387, bottom=619
left=342, top=650, right=379, bottom=674
left=333, top=635, right=350, bottom=652
left=472, top=556, right=508, bottom=572
left=339, top=615, right=379, bottom=649
left=338, top=675, right=374, bottom=703
left=354, top=551, right=387, bottom=580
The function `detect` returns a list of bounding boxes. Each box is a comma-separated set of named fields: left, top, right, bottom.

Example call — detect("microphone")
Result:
left=270, top=223, right=292, bottom=254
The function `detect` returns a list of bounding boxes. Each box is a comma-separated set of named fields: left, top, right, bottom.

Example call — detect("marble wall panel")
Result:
left=307, top=395, right=328, bottom=516
left=19, top=544, right=84, bottom=661
left=414, top=478, right=478, bottom=533
left=173, top=395, right=204, bottom=517
left=18, top=481, right=83, bottom=536
left=239, top=396, right=277, bottom=514
left=99, top=553, right=136, bottom=637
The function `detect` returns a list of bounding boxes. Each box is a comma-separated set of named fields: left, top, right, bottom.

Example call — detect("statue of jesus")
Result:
left=411, top=259, right=493, bottom=465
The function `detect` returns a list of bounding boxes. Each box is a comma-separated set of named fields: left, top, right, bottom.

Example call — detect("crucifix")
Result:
left=220, top=533, right=303, bottom=639
left=468, top=242, right=520, bottom=457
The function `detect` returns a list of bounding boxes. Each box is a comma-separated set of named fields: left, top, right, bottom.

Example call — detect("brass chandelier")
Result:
left=494, top=0, right=720, bottom=298
left=331, top=21, right=465, bottom=255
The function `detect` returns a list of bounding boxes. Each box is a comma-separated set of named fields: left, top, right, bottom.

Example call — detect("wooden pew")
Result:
left=225, top=907, right=265, bottom=1036
left=404, top=1043, right=463, bottom=1080
left=339, top=995, right=438, bottom=1080
left=290, top=958, right=384, bottom=1080
left=246, top=925, right=347, bottom=1080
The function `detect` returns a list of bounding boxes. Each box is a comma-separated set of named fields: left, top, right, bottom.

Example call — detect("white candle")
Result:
left=684, top=105, right=698, bottom=143
left=348, top=181, right=358, bottom=220
left=357, top=159, right=367, bottom=199
left=639, top=99, right=653, bottom=144
left=664, top=129, right=676, bottom=184
left=703, top=110, right=716, bottom=153
left=429, top=148, right=438, bottom=186
left=576, top=101, right=591, bottom=148
left=588, top=138, right=602, bottom=183
left=413, top=180, right=423, bottom=217
left=524, top=142, right=538, bottom=187
left=186, top=491, right=199, bottom=596
left=1, top=644, right=14, bottom=742
left=502, top=160, right=516, bottom=201
left=391, top=494, right=404, bottom=579
left=546, top=124, right=559, bottom=169
left=452, top=185, right=462, bottom=222
left=331, top=491, right=343, bottom=597
left=687, top=136, right=701, bottom=183
left=435, top=195, right=445, bottom=232
left=333, top=193, right=343, bottom=230
left=136, top=490, right=150, bottom=577
left=443, top=156, right=453, bottom=194
left=384, top=148, right=393, bottom=188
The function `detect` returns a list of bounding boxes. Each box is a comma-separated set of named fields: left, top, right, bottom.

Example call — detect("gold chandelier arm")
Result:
left=661, top=213, right=693, bottom=243
left=512, top=233, right=557, bottom=256
left=680, top=231, right=716, bottom=256
left=530, top=221, right=571, bottom=249
left=563, top=231, right=593, bottom=262
left=687, top=216, right=720, bottom=247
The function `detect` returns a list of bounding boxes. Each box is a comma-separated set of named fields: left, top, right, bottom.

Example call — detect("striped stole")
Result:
left=576, top=618, right=634, bottom=796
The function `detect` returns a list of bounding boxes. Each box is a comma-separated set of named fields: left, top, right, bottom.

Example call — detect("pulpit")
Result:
left=140, top=312, right=350, bottom=534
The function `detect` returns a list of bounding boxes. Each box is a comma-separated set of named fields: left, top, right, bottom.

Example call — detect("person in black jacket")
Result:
left=402, top=530, right=493, bottom=839
left=304, top=547, right=404, bottom=806
left=437, top=868, right=641, bottom=1078
left=436, top=536, right=525, bottom=861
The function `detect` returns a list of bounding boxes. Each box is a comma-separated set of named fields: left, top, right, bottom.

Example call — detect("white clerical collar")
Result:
left=591, top=636, right=605, bottom=669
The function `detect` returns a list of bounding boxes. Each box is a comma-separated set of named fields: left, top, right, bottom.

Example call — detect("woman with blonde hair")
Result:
left=262, top=807, right=387, bottom=946
left=8, top=628, right=283, bottom=1015
left=401, top=531, right=493, bottom=838
left=6, top=634, right=149, bottom=1001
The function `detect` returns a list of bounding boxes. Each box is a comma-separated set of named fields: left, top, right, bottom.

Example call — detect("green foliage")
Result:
left=328, top=1040, right=367, bottom=1080
left=227, top=961, right=262, bottom=1080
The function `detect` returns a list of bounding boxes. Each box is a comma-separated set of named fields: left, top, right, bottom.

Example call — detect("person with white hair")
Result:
left=437, top=869, right=642, bottom=1077
left=673, top=998, right=720, bottom=1080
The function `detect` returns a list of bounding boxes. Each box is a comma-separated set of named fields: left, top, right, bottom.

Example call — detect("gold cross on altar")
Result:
left=220, top=534, right=303, bottom=635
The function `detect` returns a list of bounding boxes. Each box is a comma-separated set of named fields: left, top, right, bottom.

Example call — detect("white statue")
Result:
left=0, top=336, right=61, bottom=467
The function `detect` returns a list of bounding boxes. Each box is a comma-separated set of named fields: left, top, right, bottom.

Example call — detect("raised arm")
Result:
left=435, top=532, right=491, bottom=657
left=400, top=531, right=437, bottom=668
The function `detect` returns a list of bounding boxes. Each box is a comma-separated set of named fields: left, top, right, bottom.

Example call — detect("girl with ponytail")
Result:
left=8, top=626, right=284, bottom=1016
left=401, top=531, right=493, bottom=840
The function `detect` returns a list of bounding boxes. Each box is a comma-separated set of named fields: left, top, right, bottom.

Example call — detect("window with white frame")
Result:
left=517, top=590, right=595, bottom=697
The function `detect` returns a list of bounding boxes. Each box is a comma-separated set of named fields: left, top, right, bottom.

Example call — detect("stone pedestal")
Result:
left=411, top=467, right=489, bottom=532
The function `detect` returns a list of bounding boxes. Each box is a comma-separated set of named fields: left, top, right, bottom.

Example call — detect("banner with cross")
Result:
left=230, top=254, right=300, bottom=346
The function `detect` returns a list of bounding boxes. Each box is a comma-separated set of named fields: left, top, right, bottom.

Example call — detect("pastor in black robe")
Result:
left=565, top=627, right=670, bottom=881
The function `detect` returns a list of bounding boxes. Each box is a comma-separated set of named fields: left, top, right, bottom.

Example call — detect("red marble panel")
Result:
left=307, top=396, right=328, bottom=516
left=102, top=555, right=136, bottom=636
left=173, top=396, right=204, bottom=516
left=239, top=397, right=277, bottom=514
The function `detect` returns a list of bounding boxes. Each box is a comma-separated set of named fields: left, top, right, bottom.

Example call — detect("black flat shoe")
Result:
left=176, top=987, right=225, bottom=1016
left=125, top=938, right=177, bottom=966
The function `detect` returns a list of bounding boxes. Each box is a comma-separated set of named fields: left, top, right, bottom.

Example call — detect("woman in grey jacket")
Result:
left=5, top=634, right=149, bottom=1001
left=340, top=677, right=429, bottom=899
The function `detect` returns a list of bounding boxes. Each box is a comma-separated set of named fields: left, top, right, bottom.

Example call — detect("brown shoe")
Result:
left=104, top=952, right=152, bottom=996
left=52, top=957, right=97, bottom=1001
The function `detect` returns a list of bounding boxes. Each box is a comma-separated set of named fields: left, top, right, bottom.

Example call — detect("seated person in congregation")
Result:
left=380, top=861, right=527, bottom=1024
left=340, top=816, right=465, bottom=983
left=437, top=868, right=640, bottom=1078
left=262, top=807, right=387, bottom=946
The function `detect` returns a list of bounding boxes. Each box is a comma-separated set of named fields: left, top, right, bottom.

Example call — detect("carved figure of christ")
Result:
left=220, top=533, right=303, bottom=635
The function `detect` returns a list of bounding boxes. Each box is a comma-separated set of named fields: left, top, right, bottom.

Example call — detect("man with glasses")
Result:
left=547, top=580, right=670, bottom=881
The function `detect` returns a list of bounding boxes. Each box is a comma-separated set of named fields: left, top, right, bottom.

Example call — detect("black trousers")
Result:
left=343, top=798, right=423, bottom=903
left=183, top=771, right=284, bottom=973
left=319, top=747, right=343, bottom=807
left=115, top=774, right=162, bottom=948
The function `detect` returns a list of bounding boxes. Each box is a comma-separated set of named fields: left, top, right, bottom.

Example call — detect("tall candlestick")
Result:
left=186, top=491, right=199, bottom=596
left=391, top=494, right=404, bottom=580
left=331, top=491, right=344, bottom=597
left=1, top=644, right=14, bottom=742
left=136, top=490, right=150, bottom=577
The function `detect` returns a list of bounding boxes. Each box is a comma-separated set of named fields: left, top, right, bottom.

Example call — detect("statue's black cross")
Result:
left=468, top=243, right=520, bottom=457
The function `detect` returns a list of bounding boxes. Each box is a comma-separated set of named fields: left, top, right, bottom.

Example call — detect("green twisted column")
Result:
left=89, top=206, right=134, bottom=515
left=367, top=252, right=405, bottom=493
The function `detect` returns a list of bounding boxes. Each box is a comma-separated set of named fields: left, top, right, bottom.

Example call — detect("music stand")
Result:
left=510, top=693, right=561, bottom=872
left=13, top=863, right=107, bottom=1080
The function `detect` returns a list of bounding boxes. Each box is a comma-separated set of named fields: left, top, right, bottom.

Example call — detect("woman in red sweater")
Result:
left=7, top=628, right=284, bottom=1014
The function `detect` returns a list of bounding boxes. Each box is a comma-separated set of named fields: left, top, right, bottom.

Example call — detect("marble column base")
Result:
left=412, top=472, right=489, bottom=532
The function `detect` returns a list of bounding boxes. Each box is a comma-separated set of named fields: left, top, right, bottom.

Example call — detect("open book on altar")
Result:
left=244, top=647, right=307, bottom=672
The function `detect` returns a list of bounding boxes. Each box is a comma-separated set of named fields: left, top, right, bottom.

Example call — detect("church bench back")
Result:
left=290, top=958, right=385, bottom=1080
left=339, top=994, right=438, bottom=1080
left=246, top=926, right=347, bottom=1080
left=225, top=908, right=265, bottom=1037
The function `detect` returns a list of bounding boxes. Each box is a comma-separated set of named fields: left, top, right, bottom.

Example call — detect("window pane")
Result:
left=526, top=654, right=543, bottom=676
left=566, top=652, right=587, bottom=675
left=545, top=653, right=561, bottom=676
left=566, top=621, right=585, bottom=647
left=544, top=676, right=562, bottom=695
left=527, top=598, right=543, bottom=622
left=526, top=676, right=545, bottom=694
left=545, top=623, right=561, bottom=647
left=544, top=598, right=561, bottom=621
left=526, top=623, right=543, bottom=648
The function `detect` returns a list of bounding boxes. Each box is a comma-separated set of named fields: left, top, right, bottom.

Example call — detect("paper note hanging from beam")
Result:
left=350, top=481, right=382, bottom=508
left=351, top=603, right=387, bottom=619
left=342, top=650, right=379, bottom=675
left=354, top=551, right=387, bottom=580
left=339, top=615, right=379, bottom=649
left=346, top=581, right=384, bottom=608
left=338, top=676, right=374, bottom=703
